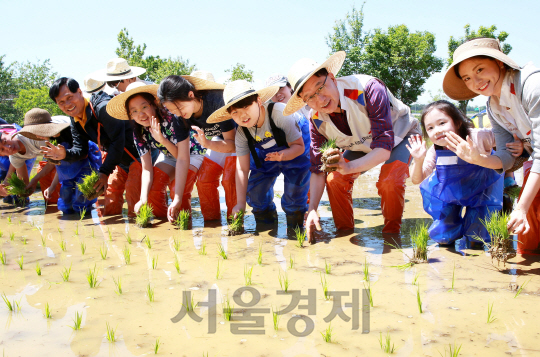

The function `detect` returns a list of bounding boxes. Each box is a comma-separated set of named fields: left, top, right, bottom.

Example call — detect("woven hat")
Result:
left=182, top=70, right=225, bottom=90
left=83, top=75, right=105, bottom=93
left=106, top=82, right=160, bottom=120
left=15, top=108, right=70, bottom=141
left=89, top=58, right=146, bottom=82
left=265, top=74, right=288, bottom=87
left=443, top=38, right=520, bottom=101
left=207, top=80, right=280, bottom=124
left=283, top=51, right=346, bottom=116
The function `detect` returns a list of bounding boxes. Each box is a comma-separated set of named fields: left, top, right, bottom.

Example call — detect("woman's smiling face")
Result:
left=128, top=95, right=157, bottom=127
left=458, top=57, right=505, bottom=97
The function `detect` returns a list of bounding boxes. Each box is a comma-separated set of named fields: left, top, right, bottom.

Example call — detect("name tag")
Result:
left=261, top=139, right=277, bottom=149
left=436, top=156, right=458, bottom=165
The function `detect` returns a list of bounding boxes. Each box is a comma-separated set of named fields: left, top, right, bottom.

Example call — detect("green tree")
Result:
left=115, top=28, right=146, bottom=67
left=0, top=55, right=19, bottom=123
left=150, top=57, right=196, bottom=83
left=447, top=24, right=511, bottom=114
left=14, top=87, right=64, bottom=119
left=13, top=59, right=58, bottom=90
left=225, top=63, right=253, bottom=83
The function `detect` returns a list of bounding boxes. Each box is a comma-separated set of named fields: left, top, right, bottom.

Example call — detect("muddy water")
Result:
left=1, top=167, right=539, bottom=357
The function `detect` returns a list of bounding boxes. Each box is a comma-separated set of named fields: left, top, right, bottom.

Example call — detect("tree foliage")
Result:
left=225, top=63, right=254, bottom=83
left=0, top=55, right=19, bottom=123
left=14, top=87, right=64, bottom=118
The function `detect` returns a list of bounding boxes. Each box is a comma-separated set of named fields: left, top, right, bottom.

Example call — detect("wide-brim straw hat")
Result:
left=15, top=108, right=70, bottom=141
left=265, top=74, right=288, bottom=88
left=283, top=51, right=346, bottom=116
left=207, top=80, right=280, bottom=124
left=84, top=75, right=106, bottom=93
left=182, top=70, right=225, bottom=90
left=443, top=38, right=520, bottom=101
left=106, top=82, right=160, bottom=120
left=90, top=58, right=147, bottom=82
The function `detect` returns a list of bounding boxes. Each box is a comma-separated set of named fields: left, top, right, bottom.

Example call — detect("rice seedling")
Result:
left=17, top=255, right=23, bottom=270
left=182, top=291, right=197, bottom=311
left=113, top=276, right=122, bottom=295
left=487, top=301, right=497, bottom=323
left=147, top=284, right=155, bottom=302
left=61, top=264, right=72, bottom=282
left=410, top=222, right=429, bottom=262
left=144, top=235, right=152, bottom=249
left=59, top=240, right=67, bottom=252
left=135, top=203, right=154, bottom=228
left=278, top=271, right=290, bottom=292
left=174, top=209, right=190, bottom=230
left=438, top=341, right=462, bottom=357
left=325, top=259, right=332, bottom=274
left=77, top=170, right=102, bottom=200
left=0, top=228, right=2, bottom=238
left=124, top=231, right=132, bottom=244
left=57, top=227, right=62, bottom=235
left=514, top=277, right=532, bottom=298
left=379, top=332, right=396, bottom=353
left=35, top=262, right=42, bottom=276
left=244, top=265, right=254, bottom=286
left=363, top=281, right=374, bottom=307
left=223, top=295, right=234, bottom=321
left=100, top=244, right=108, bottom=260
left=227, top=210, right=244, bottom=236
left=7, top=215, right=12, bottom=225
left=215, top=260, right=222, bottom=279
left=320, top=323, right=333, bottom=343
left=416, top=285, right=423, bottom=313
left=475, top=211, right=515, bottom=267
left=91, top=228, right=95, bottom=239
left=154, top=338, right=161, bottom=354
left=44, top=302, right=52, bottom=318
left=74, top=223, right=79, bottom=236
left=105, top=322, right=117, bottom=342
left=294, top=226, right=306, bottom=248
left=320, top=273, right=330, bottom=301
left=505, top=185, right=522, bottom=202
left=272, top=306, right=281, bottom=331
left=288, top=254, right=295, bottom=269
left=257, top=243, right=263, bottom=265
left=173, top=255, right=181, bottom=274
left=70, top=311, right=82, bottom=330
left=1, top=293, right=14, bottom=312
left=363, top=257, right=370, bottom=281
left=80, top=242, right=86, bottom=255
left=107, top=227, right=112, bottom=241
left=319, top=138, right=339, bottom=172
left=9, top=232, right=14, bottom=241
left=448, top=261, right=456, bottom=292
left=40, top=235, right=46, bottom=247
left=218, top=244, right=228, bottom=260
left=199, top=240, right=207, bottom=255
left=123, top=245, right=131, bottom=265
left=152, top=255, right=158, bottom=270
left=172, top=237, right=180, bottom=251
left=87, top=265, right=100, bottom=288
left=21, top=237, right=27, bottom=245
left=48, top=137, right=59, bottom=146
left=412, top=272, right=420, bottom=286
left=6, top=173, right=29, bottom=200
left=0, top=251, right=5, bottom=265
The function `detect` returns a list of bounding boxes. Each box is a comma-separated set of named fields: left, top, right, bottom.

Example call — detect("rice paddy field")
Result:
left=0, top=166, right=539, bottom=356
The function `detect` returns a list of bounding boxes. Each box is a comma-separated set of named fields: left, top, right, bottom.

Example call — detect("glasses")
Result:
left=129, top=105, right=151, bottom=118
left=303, top=74, right=328, bottom=104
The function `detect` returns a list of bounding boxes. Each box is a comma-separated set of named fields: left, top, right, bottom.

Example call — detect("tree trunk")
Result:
left=459, top=100, right=469, bottom=116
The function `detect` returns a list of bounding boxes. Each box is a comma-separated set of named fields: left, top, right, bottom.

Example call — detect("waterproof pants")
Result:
left=99, top=161, right=140, bottom=216
left=169, top=169, right=198, bottom=213
left=517, top=161, right=540, bottom=254
left=37, top=161, right=60, bottom=204
left=420, top=150, right=503, bottom=245
left=147, top=166, right=170, bottom=218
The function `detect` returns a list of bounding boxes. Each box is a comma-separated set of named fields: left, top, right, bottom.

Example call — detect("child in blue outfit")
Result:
left=207, top=80, right=310, bottom=230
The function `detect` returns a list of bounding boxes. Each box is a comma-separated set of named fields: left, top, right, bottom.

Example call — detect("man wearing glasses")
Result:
left=284, top=52, right=421, bottom=243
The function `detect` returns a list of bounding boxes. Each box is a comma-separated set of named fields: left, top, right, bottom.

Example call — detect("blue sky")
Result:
left=2, top=0, right=539, bottom=106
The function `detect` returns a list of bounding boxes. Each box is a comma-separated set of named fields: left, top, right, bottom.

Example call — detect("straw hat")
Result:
left=106, top=82, right=160, bottom=120
left=207, top=80, right=280, bottom=124
left=283, top=51, right=346, bottom=116
left=15, top=108, right=70, bottom=141
left=182, top=71, right=225, bottom=90
left=265, top=74, right=288, bottom=87
left=90, top=58, right=146, bottom=82
left=83, top=75, right=105, bottom=93
left=443, top=38, right=520, bottom=101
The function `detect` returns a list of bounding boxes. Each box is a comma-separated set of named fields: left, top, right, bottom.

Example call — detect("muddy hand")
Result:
left=507, top=208, right=530, bottom=235
left=93, top=173, right=108, bottom=194
left=305, top=210, right=321, bottom=244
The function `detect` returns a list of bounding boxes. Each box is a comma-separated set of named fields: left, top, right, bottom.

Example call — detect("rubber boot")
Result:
left=286, top=210, right=306, bottom=234
left=147, top=166, right=170, bottom=218
left=37, top=161, right=60, bottom=204
left=517, top=161, right=540, bottom=255
left=326, top=171, right=356, bottom=230
left=253, top=208, right=278, bottom=225
left=99, top=166, right=128, bottom=216
left=170, top=169, right=198, bottom=213
left=222, top=156, right=237, bottom=219
left=377, top=161, right=409, bottom=234
left=196, top=157, right=223, bottom=221
left=125, top=162, right=142, bottom=217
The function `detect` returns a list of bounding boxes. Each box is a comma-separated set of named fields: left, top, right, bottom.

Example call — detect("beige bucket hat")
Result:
left=182, top=70, right=225, bottom=90
left=90, top=58, right=147, bottom=82
left=83, top=75, right=106, bottom=93
left=283, top=51, right=346, bottom=116
left=443, top=38, right=520, bottom=101
left=15, top=108, right=71, bottom=140
left=106, top=82, right=160, bottom=120
left=207, top=80, right=280, bottom=124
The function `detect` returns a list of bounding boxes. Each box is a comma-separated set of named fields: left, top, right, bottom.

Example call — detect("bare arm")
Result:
left=231, top=154, right=250, bottom=217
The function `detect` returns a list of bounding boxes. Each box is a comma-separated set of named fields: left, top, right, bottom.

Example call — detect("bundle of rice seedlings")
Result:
left=318, top=139, right=339, bottom=172
left=6, top=173, right=29, bottom=204
left=475, top=212, right=515, bottom=267
left=77, top=170, right=103, bottom=200
left=135, top=203, right=154, bottom=228
left=504, top=185, right=522, bottom=202
left=410, top=222, right=429, bottom=263
left=228, top=210, right=244, bottom=236
left=174, top=210, right=190, bottom=230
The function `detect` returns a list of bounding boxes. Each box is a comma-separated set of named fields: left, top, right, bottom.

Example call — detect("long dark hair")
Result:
left=420, top=100, right=473, bottom=141
left=124, top=92, right=164, bottom=143
left=157, top=75, right=204, bottom=103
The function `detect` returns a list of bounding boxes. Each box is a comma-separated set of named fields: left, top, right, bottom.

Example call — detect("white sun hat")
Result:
left=89, top=58, right=146, bottom=82
left=182, top=70, right=225, bottom=90
left=83, top=75, right=106, bottom=93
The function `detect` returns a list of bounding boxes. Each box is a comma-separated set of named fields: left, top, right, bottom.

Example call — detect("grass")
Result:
left=144, top=235, right=152, bottom=249
left=100, top=244, right=108, bottom=260
left=321, top=273, right=330, bottom=301
left=257, top=243, right=263, bottom=265
left=272, top=306, right=281, bottom=331
left=6, top=173, right=28, bottom=197
left=59, top=240, right=67, bottom=252
left=438, top=341, right=462, bottom=357
left=216, top=260, right=222, bottom=279
left=363, top=281, right=374, bottom=307
left=105, top=322, right=117, bottom=342
left=175, top=210, right=190, bottom=230
left=363, top=257, right=369, bottom=281
left=147, top=284, right=155, bottom=302
left=487, top=301, right=497, bottom=323
left=218, top=244, right=228, bottom=260
left=173, top=237, right=180, bottom=251
left=0, top=251, right=5, bottom=265
left=325, top=259, right=332, bottom=274
left=174, top=255, right=181, bottom=274
left=17, top=255, right=23, bottom=270
left=379, top=332, right=396, bottom=353
left=199, top=240, right=207, bottom=255
left=79, top=207, right=87, bottom=221
left=77, top=170, right=100, bottom=199
left=123, top=245, right=131, bottom=265
left=448, top=261, right=456, bottom=292
left=113, top=276, right=122, bottom=295
left=320, top=323, right=333, bottom=343
left=514, top=278, right=532, bottom=298
left=44, top=302, right=51, bottom=318
left=87, top=265, right=100, bottom=288
left=288, top=254, right=295, bottom=269
left=61, top=264, right=72, bottom=282
left=124, top=231, right=132, bottom=244
left=227, top=209, right=244, bottom=235
left=135, top=203, right=154, bottom=228
left=152, top=255, right=158, bottom=270
left=475, top=211, right=514, bottom=267
left=294, top=226, right=306, bottom=248
left=154, top=338, right=161, bottom=354
left=223, top=295, right=234, bottom=321
left=71, top=311, right=82, bottom=330
left=244, top=265, right=254, bottom=286
left=35, top=262, right=42, bottom=276
left=278, top=271, right=290, bottom=292
left=80, top=242, right=86, bottom=255
left=417, top=285, right=423, bottom=313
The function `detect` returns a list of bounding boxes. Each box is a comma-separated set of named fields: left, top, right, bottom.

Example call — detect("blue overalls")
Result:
left=420, top=149, right=503, bottom=247
left=246, top=113, right=311, bottom=227
left=0, top=156, right=35, bottom=205
left=57, top=141, right=102, bottom=214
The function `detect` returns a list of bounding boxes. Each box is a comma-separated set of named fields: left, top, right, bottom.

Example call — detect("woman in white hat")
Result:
left=106, top=83, right=205, bottom=219
left=158, top=72, right=237, bottom=222
left=207, top=80, right=311, bottom=230
left=443, top=37, right=540, bottom=255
